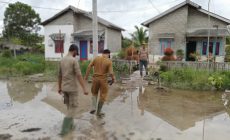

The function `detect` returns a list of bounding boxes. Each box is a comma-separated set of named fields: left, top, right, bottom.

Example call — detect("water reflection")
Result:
left=7, top=79, right=42, bottom=103
left=140, top=86, right=225, bottom=131
left=0, top=79, right=230, bottom=140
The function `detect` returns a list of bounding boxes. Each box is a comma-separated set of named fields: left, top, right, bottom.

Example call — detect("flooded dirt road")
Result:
left=1, top=78, right=230, bottom=140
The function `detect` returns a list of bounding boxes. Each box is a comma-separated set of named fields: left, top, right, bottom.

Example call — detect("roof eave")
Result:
left=41, top=6, right=72, bottom=26
left=198, top=9, right=230, bottom=24
left=141, top=0, right=200, bottom=27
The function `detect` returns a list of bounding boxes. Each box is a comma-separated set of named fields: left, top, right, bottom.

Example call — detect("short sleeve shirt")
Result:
left=58, top=54, right=82, bottom=92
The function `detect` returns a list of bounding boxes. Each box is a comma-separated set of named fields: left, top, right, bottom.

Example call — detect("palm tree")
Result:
left=130, top=26, right=148, bottom=47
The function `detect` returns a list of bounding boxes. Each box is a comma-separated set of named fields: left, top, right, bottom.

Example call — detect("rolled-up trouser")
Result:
left=63, top=92, right=78, bottom=118
left=91, top=77, right=108, bottom=102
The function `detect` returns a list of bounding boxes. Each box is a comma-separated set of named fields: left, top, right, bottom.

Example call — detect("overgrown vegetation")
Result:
left=113, top=62, right=130, bottom=80
left=225, top=45, right=230, bottom=62
left=0, top=52, right=45, bottom=76
left=160, top=68, right=230, bottom=91
left=0, top=52, right=131, bottom=82
left=0, top=52, right=93, bottom=78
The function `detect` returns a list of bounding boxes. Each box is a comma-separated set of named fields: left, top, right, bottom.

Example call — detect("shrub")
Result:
left=160, top=68, right=211, bottom=90
left=117, top=49, right=126, bottom=59
left=113, top=62, right=129, bottom=79
left=162, top=48, right=176, bottom=61
left=1, top=50, right=12, bottom=58
left=176, top=49, right=184, bottom=61
left=208, top=73, right=224, bottom=90
left=79, top=60, right=92, bottom=76
left=225, top=45, right=230, bottom=62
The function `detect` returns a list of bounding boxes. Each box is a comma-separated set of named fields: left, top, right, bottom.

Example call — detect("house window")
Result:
left=160, top=38, right=174, bottom=55
left=202, top=42, right=220, bottom=55
left=49, top=33, right=65, bottom=53
left=90, top=40, right=105, bottom=54
left=55, top=40, right=64, bottom=53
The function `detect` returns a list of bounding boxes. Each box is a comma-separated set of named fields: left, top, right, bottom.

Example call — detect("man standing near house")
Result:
left=84, top=49, right=115, bottom=118
left=139, top=42, right=149, bottom=77
left=58, top=44, right=88, bottom=136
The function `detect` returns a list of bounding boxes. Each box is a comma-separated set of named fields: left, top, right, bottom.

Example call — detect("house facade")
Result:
left=42, top=6, right=124, bottom=61
left=142, top=0, right=230, bottom=62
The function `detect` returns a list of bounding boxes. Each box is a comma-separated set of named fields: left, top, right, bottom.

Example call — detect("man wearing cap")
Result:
left=58, top=44, right=88, bottom=136
left=84, top=49, right=115, bottom=118
left=139, top=42, right=149, bottom=77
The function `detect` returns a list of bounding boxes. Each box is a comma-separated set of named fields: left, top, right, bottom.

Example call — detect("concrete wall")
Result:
left=187, top=7, right=228, bottom=30
left=148, top=6, right=188, bottom=55
left=106, top=28, right=122, bottom=52
left=46, top=11, right=74, bottom=25
left=44, top=25, right=74, bottom=60
left=73, top=14, right=107, bottom=31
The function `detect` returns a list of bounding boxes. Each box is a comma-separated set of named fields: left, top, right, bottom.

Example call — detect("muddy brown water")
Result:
left=0, top=79, right=230, bottom=140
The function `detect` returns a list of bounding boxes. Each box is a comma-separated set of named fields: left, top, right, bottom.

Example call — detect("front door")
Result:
left=80, top=40, right=88, bottom=61
left=186, top=41, right=197, bottom=61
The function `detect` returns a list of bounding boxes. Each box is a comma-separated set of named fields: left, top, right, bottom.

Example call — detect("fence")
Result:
left=162, top=61, right=230, bottom=71
left=112, top=59, right=137, bottom=66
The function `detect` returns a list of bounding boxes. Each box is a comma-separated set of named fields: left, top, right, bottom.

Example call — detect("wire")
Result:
left=147, top=0, right=186, bottom=35
left=0, top=0, right=13, bottom=10
left=98, top=7, right=153, bottom=13
left=98, top=0, right=182, bottom=14
left=0, top=1, right=62, bottom=11
left=148, top=0, right=161, bottom=13
left=77, top=0, right=80, bottom=8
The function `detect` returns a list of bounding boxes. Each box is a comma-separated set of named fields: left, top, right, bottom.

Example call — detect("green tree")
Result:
left=226, top=36, right=230, bottom=45
left=122, top=37, right=132, bottom=49
left=130, top=26, right=148, bottom=47
left=3, top=2, right=41, bottom=47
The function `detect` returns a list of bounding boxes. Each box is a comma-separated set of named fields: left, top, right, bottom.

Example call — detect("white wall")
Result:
left=44, top=25, right=74, bottom=60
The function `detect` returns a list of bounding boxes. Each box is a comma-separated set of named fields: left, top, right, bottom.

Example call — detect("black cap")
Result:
left=69, top=44, right=79, bottom=55
left=103, top=49, right=111, bottom=54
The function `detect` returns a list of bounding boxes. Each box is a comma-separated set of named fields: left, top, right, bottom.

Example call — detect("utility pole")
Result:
left=203, top=2, right=211, bottom=140
left=92, top=0, right=98, bottom=58
left=207, top=0, right=211, bottom=72
left=213, top=25, right=218, bottom=71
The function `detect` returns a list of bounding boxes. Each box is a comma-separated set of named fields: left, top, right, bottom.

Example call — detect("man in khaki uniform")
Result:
left=58, top=44, right=88, bottom=136
left=84, top=49, right=115, bottom=117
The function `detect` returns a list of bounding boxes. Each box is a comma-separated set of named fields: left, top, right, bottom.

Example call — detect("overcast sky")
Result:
left=0, top=0, right=230, bottom=37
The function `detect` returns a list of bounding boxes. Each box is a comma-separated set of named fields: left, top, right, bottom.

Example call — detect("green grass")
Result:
left=0, top=53, right=94, bottom=79
left=0, top=53, right=45, bottom=76
left=160, top=68, right=230, bottom=91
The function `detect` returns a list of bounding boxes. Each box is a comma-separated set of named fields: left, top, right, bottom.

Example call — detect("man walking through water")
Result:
left=84, top=49, right=115, bottom=118
left=139, top=42, right=149, bottom=77
left=58, top=44, right=88, bottom=136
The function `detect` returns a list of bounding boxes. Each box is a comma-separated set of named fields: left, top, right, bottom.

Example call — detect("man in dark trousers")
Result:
left=84, top=49, right=115, bottom=118
left=58, top=44, right=88, bottom=136
left=139, top=43, right=149, bottom=77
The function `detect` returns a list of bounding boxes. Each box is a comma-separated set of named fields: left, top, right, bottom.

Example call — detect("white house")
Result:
left=41, top=6, right=124, bottom=61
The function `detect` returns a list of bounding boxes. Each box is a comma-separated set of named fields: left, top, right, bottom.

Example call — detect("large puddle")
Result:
left=0, top=79, right=230, bottom=140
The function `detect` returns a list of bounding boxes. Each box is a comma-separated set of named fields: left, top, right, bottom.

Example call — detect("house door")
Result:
left=80, top=40, right=88, bottom=61
left=186, top=41, right=197, bottom=61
